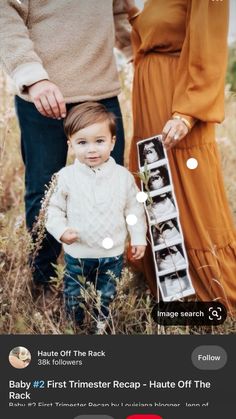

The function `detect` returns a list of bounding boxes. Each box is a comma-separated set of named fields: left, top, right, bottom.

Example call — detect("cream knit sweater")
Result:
left=0, top=0, right=132, bottom=102
left=46, top=158, right=147, bottom=258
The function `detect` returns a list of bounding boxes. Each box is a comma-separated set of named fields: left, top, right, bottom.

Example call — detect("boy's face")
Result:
left=68, top=120, right=115, bottom=168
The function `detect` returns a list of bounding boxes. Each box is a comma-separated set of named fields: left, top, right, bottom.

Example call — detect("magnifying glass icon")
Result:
left=209, top=307, right=222, bottom=321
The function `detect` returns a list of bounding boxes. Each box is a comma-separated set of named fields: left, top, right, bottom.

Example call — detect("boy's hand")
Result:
left=28, top=80, right=66, bottom=119
left=131, top=245, right=146, bottom=260
left=60, top=228, right=79, bottom=245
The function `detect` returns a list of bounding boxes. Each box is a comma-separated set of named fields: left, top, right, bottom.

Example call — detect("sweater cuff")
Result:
left=128, top=6, right=140, bottom=24
left=11, top=62, right=49, bottom=94
left=50, top=225, right=69, bottom=243
left=130, top=231, right=147, bottom=246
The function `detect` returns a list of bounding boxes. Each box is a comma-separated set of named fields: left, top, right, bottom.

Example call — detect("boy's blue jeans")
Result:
left=14, top=95, right=124, bottom=286
left=64, top=253, right=123, bottom=324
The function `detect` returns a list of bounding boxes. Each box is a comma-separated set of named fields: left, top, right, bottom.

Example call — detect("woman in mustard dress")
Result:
left=126, top=0, right=236, bottom=312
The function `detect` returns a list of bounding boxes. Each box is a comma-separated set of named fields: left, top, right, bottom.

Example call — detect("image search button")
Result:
left=192, top=345, right=227, bottom=370
left=151, top=302, right=227, bottom=326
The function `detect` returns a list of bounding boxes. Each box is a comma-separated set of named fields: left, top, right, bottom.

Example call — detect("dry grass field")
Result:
left=0, top=68, right=235, bottom=335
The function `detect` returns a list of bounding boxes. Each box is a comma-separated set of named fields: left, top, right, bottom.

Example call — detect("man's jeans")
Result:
left=15, top=95, right=125, bottom=286
left=64, top=253, right=123, bottom=324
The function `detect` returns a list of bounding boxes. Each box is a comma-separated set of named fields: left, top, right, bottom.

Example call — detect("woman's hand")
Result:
left=162, top=119, right=189, bottom=150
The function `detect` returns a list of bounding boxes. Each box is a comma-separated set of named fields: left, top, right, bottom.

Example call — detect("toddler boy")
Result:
left=46, top=102, right=147, bottom=332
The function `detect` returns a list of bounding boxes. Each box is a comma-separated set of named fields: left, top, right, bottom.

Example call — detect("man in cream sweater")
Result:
left=46, top=102, right=147, bottom=331
left=0, top=0, right=132, bottom=292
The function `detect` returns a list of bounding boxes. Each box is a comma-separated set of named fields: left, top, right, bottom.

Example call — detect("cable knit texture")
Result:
left=46, top=158, right=147, bottom=258
left=0, top=0, right=132, bottom=102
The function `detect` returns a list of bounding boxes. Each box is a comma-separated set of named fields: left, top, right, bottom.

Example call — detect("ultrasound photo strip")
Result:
left=137, top=135, right=195, bottom=301
left=151, top=218, right=182, bottom=250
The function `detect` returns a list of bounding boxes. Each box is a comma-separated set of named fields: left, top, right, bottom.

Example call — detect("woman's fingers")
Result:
left=162, top=120, right=172, bottom=140
left=162, top=119, right=188, bottom=150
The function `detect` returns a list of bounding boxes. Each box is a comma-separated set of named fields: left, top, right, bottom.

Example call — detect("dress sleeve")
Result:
left=127, top=7, right=142, bottom=58
left=172, top=0, right=229, bottom=123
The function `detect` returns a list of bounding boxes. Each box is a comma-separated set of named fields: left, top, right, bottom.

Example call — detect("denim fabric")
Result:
left=64, top=253, right=123, bottom=324
left=15, top=95, right=124, bottom=285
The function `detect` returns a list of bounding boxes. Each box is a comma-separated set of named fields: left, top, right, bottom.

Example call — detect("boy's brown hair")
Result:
left=64, top=101, right=116, bottom=138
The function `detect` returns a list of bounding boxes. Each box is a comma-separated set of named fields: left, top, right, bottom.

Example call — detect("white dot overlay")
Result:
left=186, top=158, right=198, bottom=170
left=136, top=191, right=148, bottom=203
left=102, top=237, right=114, bottom=249
left=126, top=214, right=138, bottom=226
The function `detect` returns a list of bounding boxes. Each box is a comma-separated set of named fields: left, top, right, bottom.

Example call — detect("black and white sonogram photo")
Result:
left=147, top=193, right=177, bottom=222
left=151, top=219, right=181, bottom=246
left=147, top=165, right=170, bottom=192
left=137, top=134, right=195, bottom=300
left=160, top=270, right=191, bottom=298
left=138, top=137, right=165, bottom=167
left=156, top=244, right=186, bottom=272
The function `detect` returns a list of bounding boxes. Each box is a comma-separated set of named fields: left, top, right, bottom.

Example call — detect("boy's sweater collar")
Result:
left=74, top=157, right=116, bottom=177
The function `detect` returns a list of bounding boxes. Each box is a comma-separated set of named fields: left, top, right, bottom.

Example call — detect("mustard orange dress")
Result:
left=128, top=0, right=236, bottom=312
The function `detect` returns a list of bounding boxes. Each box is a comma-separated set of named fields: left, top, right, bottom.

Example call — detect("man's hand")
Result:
left=131, top=245, right=146, bottom=260
left=28, top=80, right=66, bottom=119
left=60, top=228, right=79, bottom=245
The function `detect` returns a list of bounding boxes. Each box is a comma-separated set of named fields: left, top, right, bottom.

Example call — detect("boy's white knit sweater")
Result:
left=46, top=158, right=147, bottom=258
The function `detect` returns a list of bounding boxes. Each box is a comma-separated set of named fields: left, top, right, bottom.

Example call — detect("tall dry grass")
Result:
left=0, top=69, right=235, bottom=335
